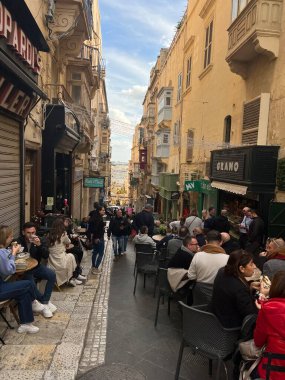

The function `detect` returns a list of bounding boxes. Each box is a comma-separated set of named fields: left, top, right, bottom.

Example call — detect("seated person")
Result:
left=193, top=227, right=206, bottom=248
left=0, top=225, right=41, bottom=334
left=63, top=217, right=86, bottom=281
left=133, top=226, right=156, bottom=249
left=157, top=226, right=179, bottom=251
left=48, top=218, right=83, bottom=287
left=17, top=222, right=57, bottom=318
left=188, top=230, right=229, bottom=304
left=169, top=217, right=186, bottom=231
left=259, top=238, right=285, bottom=281
left=80, top=217, right=89, bottom=230
left=210, top=250, right=259, bottom=328
left=152, top=220, right=161, bottom=236
left=167, top=226, right=189, bottom=258
left=220, top=232, right=240, bottom=254
left=254, top=270, right=285, bottom=380
left=168, top=236, right=199, bottom=270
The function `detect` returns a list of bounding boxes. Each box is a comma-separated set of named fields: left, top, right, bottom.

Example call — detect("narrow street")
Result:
left=78, top=242, right=228, bottom=380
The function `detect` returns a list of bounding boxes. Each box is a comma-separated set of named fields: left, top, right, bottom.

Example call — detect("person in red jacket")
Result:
left=254, top=270, right=285, bottom=380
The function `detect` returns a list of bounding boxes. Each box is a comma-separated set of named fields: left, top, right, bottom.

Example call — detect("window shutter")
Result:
left=186, top=130, right=194, bottom=162
left=242, top=97, right=260, bottom=145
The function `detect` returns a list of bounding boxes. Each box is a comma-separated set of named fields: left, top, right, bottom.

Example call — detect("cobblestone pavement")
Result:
left=77, top=240, right=112, bottom=374
left=0, top=247, right=101, bottom=380
left=77, top=242, right=230, bottom=380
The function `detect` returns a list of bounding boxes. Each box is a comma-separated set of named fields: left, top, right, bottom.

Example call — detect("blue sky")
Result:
left=99, top=0, right=187, bottom=162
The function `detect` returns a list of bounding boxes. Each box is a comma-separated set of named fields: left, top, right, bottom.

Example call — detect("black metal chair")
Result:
left=0, top=299, right=19, bottom=345
left=175, top=302, right=240, bottom=380
left=133, top=249, right=159, bottom=296
left=261, top=352, right=285, bottom=380
left=154, top=268, right=187, bottom=327
left=134, top=244, right=154, bottom=276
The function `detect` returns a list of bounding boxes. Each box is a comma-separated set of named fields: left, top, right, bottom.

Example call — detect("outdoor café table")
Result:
left=15, top=257, right=38, bottom=274
left=152, top=234, right=165, bottom=242
left=76, top=227, right=86, bottom=234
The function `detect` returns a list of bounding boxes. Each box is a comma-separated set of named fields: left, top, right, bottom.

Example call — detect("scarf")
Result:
left=201, top=243, right=226, bottom=254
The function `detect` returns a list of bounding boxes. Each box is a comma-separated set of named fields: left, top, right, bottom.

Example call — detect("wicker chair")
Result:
left=133, top=249, right=159, bottom=296
left=175, top=302, right=240, bottom=380
left=260, top=352, right=285, bottom=380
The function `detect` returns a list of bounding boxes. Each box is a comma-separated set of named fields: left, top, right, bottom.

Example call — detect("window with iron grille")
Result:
left=186, top=57, right=192, bottom=88
left=204, top=21, right=213, bottom=69
left=242, top=97, right=260, bottom=145
left=186, top=130, right=194, bottom=162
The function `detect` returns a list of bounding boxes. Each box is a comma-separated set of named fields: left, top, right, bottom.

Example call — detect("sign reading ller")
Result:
left=211, top=153, right=245, bottom=181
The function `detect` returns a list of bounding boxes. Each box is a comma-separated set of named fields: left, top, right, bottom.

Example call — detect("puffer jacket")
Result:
left=254, top=298, right=285, bottom=380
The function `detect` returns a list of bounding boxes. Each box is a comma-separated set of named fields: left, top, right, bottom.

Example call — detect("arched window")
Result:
left=224, top=116, right=231, bottom=144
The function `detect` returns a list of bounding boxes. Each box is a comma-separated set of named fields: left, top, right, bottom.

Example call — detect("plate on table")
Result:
left=16, top=252, right=30, bottom=260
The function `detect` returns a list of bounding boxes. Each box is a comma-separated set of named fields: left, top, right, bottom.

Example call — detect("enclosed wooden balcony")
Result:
left=226, top=0, right=283, bottom=79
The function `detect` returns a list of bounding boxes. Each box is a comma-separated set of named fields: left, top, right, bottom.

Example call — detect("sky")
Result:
left=99, top=0, right=188, bottom=162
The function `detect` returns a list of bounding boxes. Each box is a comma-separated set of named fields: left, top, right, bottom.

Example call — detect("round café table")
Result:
left=15, top=257, right=38, bottom=274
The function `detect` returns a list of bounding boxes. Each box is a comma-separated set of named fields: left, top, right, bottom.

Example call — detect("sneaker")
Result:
left=91, top=267, right=97, bottom=275
left=32, top=300, right=45, bottom=313
left=74, top=278, right=83, bottom=285
left=69, top=278, right=77, bottom=287
left=77, top=274, right=87, bottom=281
left=47, top=301, right=57, bottom=313
left=18, top=324, right=39, bottom=334
left=42, top=305, right=53, bottom=318
left=113, top=256, right=118, bottom=262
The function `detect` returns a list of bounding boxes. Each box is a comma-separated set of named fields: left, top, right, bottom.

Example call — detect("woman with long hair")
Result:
left=211, top=250, right=263, bottom=328
left=0, top=225, right=40, bottom=333
left=48, top=218, right=81, bottom=287
left=254, top=270, right=285, bottom=380
left=88, top=206, right=105, bottom=275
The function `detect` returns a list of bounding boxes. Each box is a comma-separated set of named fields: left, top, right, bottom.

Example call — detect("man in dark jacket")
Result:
left=17, top=222, right=57, bottom=317
left=246, top=209, right=265, bottom=256
left=107, top=209, right=125, bottom=261
left=168, top=236, right=199, bottom=270
left=132, top=204, right=154, bottom=236
left=212, top=209, right=231, bottom=233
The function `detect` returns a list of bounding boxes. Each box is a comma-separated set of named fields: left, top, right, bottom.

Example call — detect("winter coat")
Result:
left=132, top=210, right=154, bottom=236
left=254, top=298, right=285, bottom=380
left=17, top=235, right=49, bottom=267
left=168, top=245, right=194, bottom=270
left=263, top=247, right=285, bottom=280
left=212, top=215, right=231, bottom=233
left=88, top=215, right=105, bottom=240
left=248, top=216, right=264, bottom=245
left=185, top=216, right=203, bottom=236
left=133, top=233, right=156, bottom=249
left=210, top=268, right=256, bottom=328
left=107, top=216, right=125, bottom=237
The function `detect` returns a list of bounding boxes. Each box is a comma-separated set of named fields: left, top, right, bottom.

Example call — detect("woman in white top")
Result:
left=48, top=218, right=81, bottom=287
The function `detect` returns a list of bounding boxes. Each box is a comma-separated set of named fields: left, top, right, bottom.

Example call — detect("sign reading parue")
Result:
left=83, top=177, right=105, bottom=188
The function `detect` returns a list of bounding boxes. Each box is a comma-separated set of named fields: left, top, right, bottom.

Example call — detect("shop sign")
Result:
left=200, top=179, right=214, bottom=194
left=0, top=2, right=40, bottom=74
left=184, top=180, right=200, bottom=192
left=0, top=75, right=35, bottom=118
left=171, top=191, right=180, bottom=200
left=83, top=177, right=104, bottom=188
left=211, top=153, right=245, bottom=181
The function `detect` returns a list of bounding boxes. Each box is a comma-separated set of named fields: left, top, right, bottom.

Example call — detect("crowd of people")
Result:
left=1, top=201, right=285, bottom=379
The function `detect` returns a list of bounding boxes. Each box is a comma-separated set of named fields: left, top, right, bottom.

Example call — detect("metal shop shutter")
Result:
left=0, top=115, right=20, bottom=235
left=72, top=180, right=82, bottom=221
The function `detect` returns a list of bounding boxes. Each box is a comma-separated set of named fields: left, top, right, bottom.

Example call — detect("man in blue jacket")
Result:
left=132, top=204, right=154, bottom=236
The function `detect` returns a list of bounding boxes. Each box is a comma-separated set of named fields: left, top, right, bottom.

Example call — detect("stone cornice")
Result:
left=199, top=0, right=216, bottom=19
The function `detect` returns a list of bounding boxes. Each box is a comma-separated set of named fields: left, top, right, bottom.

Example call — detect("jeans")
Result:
left=111, top=236, right=124, bottom=256
left=0, top=279, right=35, bottom=324
left=92, top=238, right=105, bottom=268
left=123, top=235, right=129, bottom=252
left=23, top=264, right=56, bottom=304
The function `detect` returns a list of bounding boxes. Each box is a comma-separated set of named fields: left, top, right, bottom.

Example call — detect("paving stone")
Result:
left=0, top=370, right=45, bottom=380
left=44, top=369, right=77, bottom=380
left=49, top=343, right=82, bottom=370
left=0, top=344, right=55, bottom=370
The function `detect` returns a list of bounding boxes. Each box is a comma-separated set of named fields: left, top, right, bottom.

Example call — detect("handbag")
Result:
left=239, top=339, right=265, bottom=380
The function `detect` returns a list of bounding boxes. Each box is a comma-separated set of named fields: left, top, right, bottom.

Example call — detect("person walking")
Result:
left=185, top=209, right=202, bottom=236
left=107, top=209, right=125, bottom=261
left=88, top=206, right=106, bottom=274
left=132, top=204, right=154, bottom=236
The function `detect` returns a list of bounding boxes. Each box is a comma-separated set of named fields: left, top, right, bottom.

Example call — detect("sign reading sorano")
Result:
left=83, top=177, right=104, bottom=188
